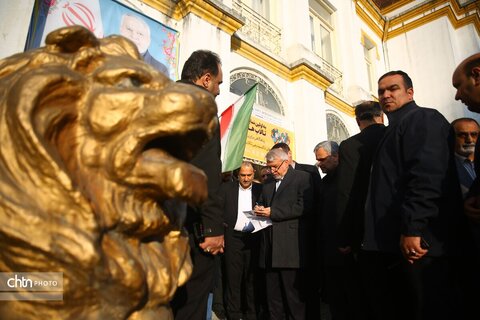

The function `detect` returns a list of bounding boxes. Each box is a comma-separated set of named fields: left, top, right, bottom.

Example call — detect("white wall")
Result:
left=0, top=0, right=35, bottom=59
left=384, top=16, right=480, bottom=123
left=288, top=80, right=328, bottom=164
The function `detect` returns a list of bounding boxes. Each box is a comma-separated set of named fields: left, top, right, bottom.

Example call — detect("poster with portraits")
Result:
left=244, top=105, right=296, bottom=165
left=27, top=0, right=179, bottom=80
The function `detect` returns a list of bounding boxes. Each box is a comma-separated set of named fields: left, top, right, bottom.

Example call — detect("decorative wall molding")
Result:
left=325, top=91, right=355, bottom=116
left=355, top=0, right=480, bottom=41
left=231, top=36, right=334, bottom=92
left=143, top=0, right=244, bottom=35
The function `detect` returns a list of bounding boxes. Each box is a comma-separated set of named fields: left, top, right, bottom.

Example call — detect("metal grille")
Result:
left=232, top=0, right=282, bottom=55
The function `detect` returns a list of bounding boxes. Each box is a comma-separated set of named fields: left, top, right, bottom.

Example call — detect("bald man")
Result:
left=451, top=53, right=480, bottom=320
left=453, top=54, right=480, bottom=225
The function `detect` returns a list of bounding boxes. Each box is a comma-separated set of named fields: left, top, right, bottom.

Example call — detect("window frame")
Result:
left=309, top=0, right=336, bottom=66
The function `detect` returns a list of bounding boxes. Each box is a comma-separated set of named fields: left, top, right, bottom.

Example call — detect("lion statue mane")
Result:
left=0, top=26, right=217, bottom=319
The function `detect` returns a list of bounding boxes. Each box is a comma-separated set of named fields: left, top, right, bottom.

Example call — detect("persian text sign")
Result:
left=244, top=107, right=295, bottom=164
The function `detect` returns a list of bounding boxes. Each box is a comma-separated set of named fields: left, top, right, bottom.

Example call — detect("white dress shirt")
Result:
left=234, top=184, right=254, bottom=232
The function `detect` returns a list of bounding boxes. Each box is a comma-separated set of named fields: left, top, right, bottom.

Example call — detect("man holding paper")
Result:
left=254, top=148, right=313, bottom=320
left=219, top=161, right=263, bottom=319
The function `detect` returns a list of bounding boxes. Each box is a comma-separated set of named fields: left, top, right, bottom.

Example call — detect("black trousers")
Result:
left=224, top=231, right=260, bottom=320
left=171, top=232, right=215, bottom=320
left=450, top=254, right=480, bottom=320
left=359, top=251, right=453, bottom=320
left=323, top=260, right=370, bottom=320
left=265, top=267, right=306, bottom=320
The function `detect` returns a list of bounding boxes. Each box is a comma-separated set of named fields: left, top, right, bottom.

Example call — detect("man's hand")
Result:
left=254, top=205, right=271, bottom=217
left=199, top=235, right=224, bottom=255
left=465, top=196, right=480, bottom=224
left=400, top=235, right=428, bottom=264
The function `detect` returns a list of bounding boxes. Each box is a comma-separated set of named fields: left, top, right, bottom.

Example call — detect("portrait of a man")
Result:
left=119, top=13, right=170, bottom=77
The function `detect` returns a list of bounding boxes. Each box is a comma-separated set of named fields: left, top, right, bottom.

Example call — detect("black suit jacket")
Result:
left=187, top=125, right=224, bottom=237
left=258, top=168, right=313, bottom=268
left=363, top=101, right=461, bottom=256
left=336, top=124, right=386, bottom=251
left=219, top=181, right=262, bottom=239
left=294, top=162, right=322, bottom=270
left=295, top=162, right=322, bottom=211
left=295, top=163, right=321, bottom=188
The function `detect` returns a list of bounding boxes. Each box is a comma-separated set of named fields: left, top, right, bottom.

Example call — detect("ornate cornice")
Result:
left=355, top=0, right=480, bottom=40
left=379, top=0, right=414, bottom=15
left=325, top=91, right=355, bottom=116
left=231, top=36, right=333, bottom=91
left=290, top=63, right=332, bottom=91
left=141, top=0, right=176, bottom=17
left=386, top=1, right=480, bottom=40
left=142, top=0, right=244, bottom=35
left=355, top=0, right=384, bottom=39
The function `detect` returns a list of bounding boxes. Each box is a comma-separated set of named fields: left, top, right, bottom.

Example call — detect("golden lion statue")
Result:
left=0, top=26, right=217, bottom=319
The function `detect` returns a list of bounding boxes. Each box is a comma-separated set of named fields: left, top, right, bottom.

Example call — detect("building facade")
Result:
left=1, top=0, right=479, bottom=164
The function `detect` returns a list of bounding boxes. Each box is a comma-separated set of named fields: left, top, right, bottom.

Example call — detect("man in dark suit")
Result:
left=453, top=54, right=480, bottom=225
left=254, top=148, right=313, bottom=320
left=219, top=161, right=262, bottom=320
left=270, top=142, right=322, bottom=319
left=314, top=140, right=348, bottom=320
left=452, top=54, right=480, bottom=318
left=333, top=101, right=385, bottom=320
left=362, top=71, right=460, bottom=320
left=454, top=53, right=480, bottom=248
left=171, top=50, right=224, bottom=320
left=336, top=101, right=385, bottom=253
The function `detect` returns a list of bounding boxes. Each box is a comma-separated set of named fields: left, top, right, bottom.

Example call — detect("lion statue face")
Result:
left=0, top=26, right=217, bottom=319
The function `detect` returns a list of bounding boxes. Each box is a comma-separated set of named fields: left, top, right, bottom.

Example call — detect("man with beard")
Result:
left=451, top=118, right=479, bottom=198
left=171, top=50, right=224, bottom=320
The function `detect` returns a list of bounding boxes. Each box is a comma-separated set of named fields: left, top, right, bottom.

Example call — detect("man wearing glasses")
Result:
left=270, top=142, right=322, bottom=319
left=254, top=148, right=313, bottom=320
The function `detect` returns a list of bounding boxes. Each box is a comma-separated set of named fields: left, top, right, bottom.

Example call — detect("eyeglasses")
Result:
left=268, top=160, right=285, bottom=172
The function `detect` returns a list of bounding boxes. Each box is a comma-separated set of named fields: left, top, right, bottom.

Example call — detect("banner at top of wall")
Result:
left=25, top=0, right=179, bottom=80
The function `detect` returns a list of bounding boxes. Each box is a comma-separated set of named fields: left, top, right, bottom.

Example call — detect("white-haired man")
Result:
left=254, top=148, right=313, bottom=320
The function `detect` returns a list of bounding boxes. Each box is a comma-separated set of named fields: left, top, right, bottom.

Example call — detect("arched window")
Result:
left=230, top=69, right=285, bottom=115
left=326, top=112, right=349, bottom=143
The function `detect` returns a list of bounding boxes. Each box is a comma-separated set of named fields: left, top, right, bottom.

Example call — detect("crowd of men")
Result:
left=167, top=49, right=480, bottom=320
